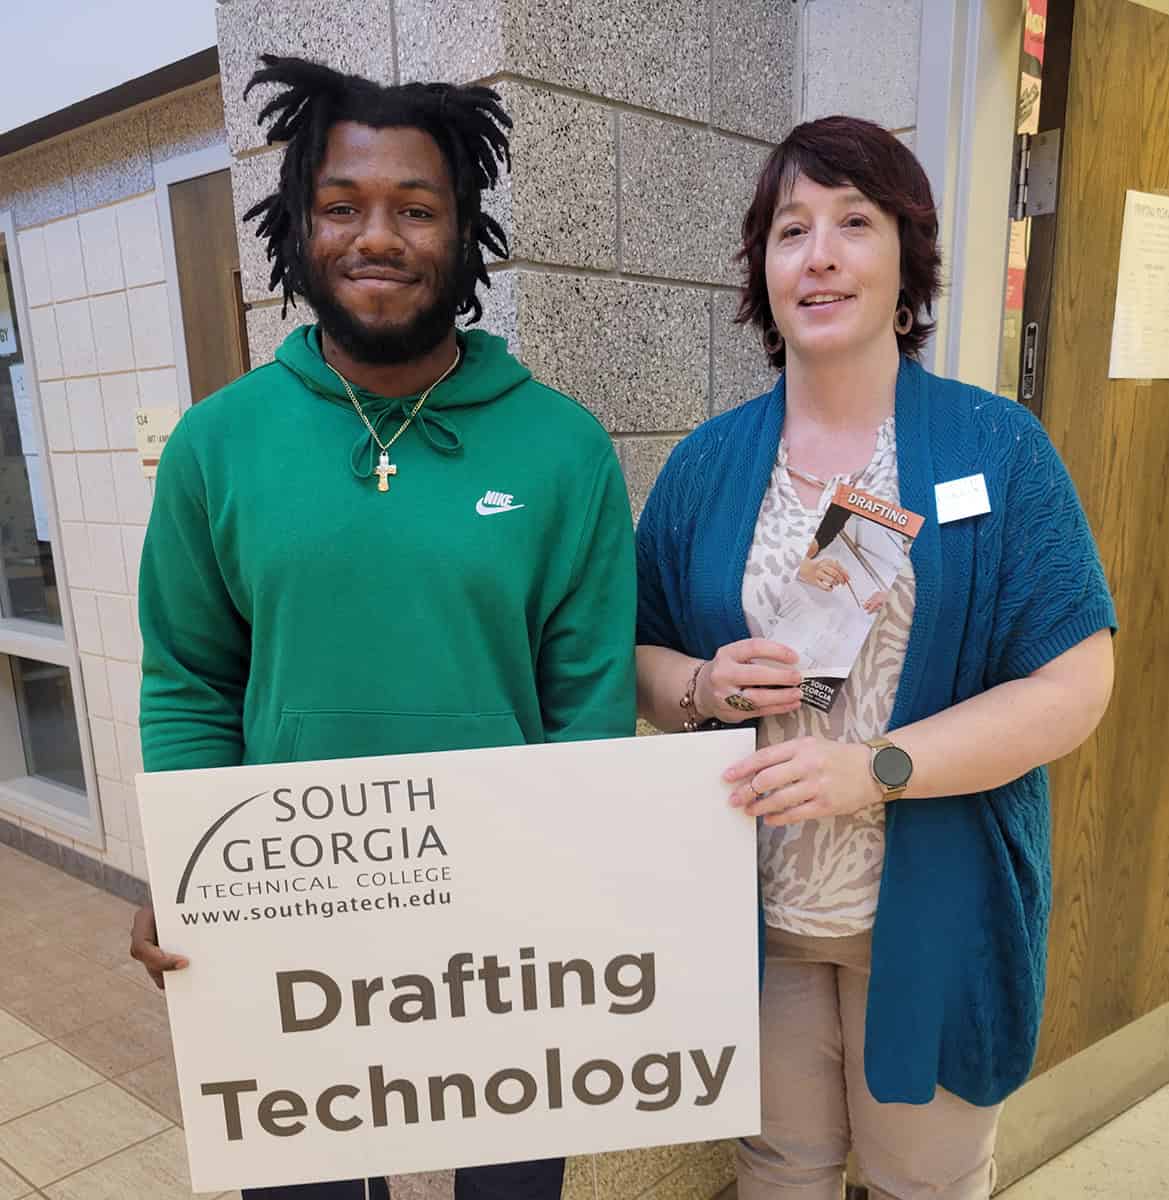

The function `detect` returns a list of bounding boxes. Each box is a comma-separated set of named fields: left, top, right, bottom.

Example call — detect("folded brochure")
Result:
left=764, top=483, right=925, bottom=713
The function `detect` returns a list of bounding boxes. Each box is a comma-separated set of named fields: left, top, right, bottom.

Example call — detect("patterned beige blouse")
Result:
left=742, top=417, right=916, bottom=937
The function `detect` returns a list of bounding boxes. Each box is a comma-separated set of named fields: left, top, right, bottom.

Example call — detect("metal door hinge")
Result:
left=1011, top=129, right=1062, bottom=220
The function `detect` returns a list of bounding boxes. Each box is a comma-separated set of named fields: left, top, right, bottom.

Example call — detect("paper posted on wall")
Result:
left=764, top=484, right=924, bottom=713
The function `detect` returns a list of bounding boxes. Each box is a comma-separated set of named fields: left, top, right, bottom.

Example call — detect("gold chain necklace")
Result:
left=325, top=346, right=461, bottom=492
left=786, top=464, right=860, bottom=490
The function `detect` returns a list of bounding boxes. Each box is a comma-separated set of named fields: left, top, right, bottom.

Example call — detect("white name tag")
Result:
left=935, top=474, right=991, bottom=524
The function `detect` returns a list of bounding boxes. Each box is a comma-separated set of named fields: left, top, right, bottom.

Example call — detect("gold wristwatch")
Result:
left=863, top=737, right=913, bottom=801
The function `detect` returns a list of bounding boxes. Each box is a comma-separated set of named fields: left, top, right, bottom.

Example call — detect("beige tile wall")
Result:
left=16, top=198, right=171, bottom=877
left=0, top=77, right=226, bottom=879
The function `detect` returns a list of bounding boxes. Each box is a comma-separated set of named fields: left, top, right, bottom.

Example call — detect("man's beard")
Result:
left=301, top=249, right=462, bottom=367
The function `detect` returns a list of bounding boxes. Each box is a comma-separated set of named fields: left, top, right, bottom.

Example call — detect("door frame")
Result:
left=153, top=142, right=233, bottom=414
left=915, top=0, right=1026, bottom=391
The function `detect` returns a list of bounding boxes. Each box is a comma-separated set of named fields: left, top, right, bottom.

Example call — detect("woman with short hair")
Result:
left=635, top=116, right=1116, bottom=1199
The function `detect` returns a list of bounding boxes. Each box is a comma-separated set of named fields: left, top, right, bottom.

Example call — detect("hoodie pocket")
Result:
left=275, top=708, right=525, bottom=763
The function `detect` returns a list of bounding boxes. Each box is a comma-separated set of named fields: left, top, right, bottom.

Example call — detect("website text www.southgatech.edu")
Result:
left=180, top=889, right=451, bottom=926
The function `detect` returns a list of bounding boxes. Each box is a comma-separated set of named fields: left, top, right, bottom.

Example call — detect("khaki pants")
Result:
left=737, top=926, right=1002, bottom=1200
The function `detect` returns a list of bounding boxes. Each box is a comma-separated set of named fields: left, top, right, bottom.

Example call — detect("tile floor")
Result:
left=0, top=841, right=241, bottom=1199
left=996, top=1084, right=1169, bottom=1198
left=3, top=840, right=1168, bottom=1199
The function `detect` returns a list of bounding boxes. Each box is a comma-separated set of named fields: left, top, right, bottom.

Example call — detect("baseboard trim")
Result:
left=995, top=1002, right=1169, bottom=1190
left=0, top=816, right=148, bottom=906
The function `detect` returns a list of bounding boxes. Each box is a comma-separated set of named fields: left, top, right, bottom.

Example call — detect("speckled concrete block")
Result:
left=67, top=110, right=153, bottom=211
left=147, top=78, right=228, bottom=164
left=403, top=0, right=712, bottom=121
left=385, top=1169, right=453, bottom=1199
left=230, top=149, right=283, bottom=303
left=396, top=0, right=504, bottom=83
left=3, top=140, right=77, bottom=229
left=480, top=165, right=513, bottom=270
left=461, top=266, right=518, bottom=354
left=245, top=299, right=315, bottom=366
left=635, top=1141, right=736, bottom=1200
left=216, top=0, right=396, bottom=154
left=805, top=0, right=921, bottom=129
left=562, top=1154, right=597, bottom=1200
left=514, top=273, right=708, bottom=433
left=712, top=289, right=775, bottom=413
left=621, top=117, right=768, bottom=285
left=619, top=434, right=681, bottom=524
left=711, top=0, right=797, bottom=142
left=503, top=0, right=710, bottom=122
left=595, top=1141, right=714, bottom=1200
left=496, top=81, right=616, bottom=270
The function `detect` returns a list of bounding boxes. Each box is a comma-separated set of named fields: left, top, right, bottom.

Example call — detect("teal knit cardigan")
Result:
left=636, top=357, right=1116, bottom=1106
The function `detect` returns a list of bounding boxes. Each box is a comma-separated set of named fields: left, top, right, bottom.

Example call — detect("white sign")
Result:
left=0, top=317, right=13, bottom=355
left=0, top=267, right=15, bottom=356
left=24, top=453, right=50, bottom=542
left=8, top=364, right=36, bottom=452
left=1109, top=189, right=1169, bottom=379
left=135, top=406, right=181, bottom=479
left=137, top=731, right=760, bottom=1194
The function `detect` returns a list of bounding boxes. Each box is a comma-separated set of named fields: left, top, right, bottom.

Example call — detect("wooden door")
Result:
left=169, top=169, right=250, bottom=403
left=1027, top=0, right=1169, bottom=1074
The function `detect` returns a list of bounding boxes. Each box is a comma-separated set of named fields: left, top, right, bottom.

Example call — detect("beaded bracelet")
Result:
left=679, top=659, right=709, bottom=732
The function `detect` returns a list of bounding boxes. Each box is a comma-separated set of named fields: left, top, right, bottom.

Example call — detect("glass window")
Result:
left=10, top=655, right=85, bottom=793
left=0, top=244, right=62, bottom=624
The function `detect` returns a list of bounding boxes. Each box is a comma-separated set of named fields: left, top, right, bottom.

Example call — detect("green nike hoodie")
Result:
left=139, top=326, right=636, bottom=772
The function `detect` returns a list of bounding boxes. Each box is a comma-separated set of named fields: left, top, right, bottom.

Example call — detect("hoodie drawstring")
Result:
left=348, top=404, right=463, bottom=481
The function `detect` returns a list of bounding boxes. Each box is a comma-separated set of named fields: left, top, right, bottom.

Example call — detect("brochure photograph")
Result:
left=765, top=484, right=925, bottom=712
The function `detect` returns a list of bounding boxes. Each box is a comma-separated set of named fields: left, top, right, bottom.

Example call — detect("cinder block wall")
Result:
left=222, top=0, right=923, bottom=529
left=218, top=0, right=791, bottom=528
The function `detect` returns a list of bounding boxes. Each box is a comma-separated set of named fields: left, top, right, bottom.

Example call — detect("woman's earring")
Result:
left=894, top=305, right=914, bottom=335
left=763, top=324, right=783, bottom=354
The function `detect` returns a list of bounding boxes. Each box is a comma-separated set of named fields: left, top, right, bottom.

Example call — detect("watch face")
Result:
left=873, top=744, right=913, bottom=789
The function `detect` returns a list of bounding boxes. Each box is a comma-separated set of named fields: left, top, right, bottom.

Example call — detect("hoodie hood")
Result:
left=274, top=324, right=532, bottom=480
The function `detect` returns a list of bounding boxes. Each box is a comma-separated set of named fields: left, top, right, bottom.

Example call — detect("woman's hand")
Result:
left=723, top=736, right=882, bottom=825
left=863, top=589, right=888, bottom=614
left=798, top=557, right=850, bottom=591
left=694, top=638, right=805, bottom=724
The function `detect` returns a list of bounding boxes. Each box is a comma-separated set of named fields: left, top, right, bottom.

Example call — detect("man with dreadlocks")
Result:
left=129, top=56, right=635, bottom=1200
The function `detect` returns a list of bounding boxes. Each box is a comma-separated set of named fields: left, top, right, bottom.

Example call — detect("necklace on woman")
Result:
left=785, top=461, right=863, bottom=490
left=325, top=346, right=462, bottom=492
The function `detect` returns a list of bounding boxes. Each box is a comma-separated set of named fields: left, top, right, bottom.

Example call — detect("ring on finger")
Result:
left=749, top=776, right=766, bottom=799
left=725, top=692, right=757, bottom=713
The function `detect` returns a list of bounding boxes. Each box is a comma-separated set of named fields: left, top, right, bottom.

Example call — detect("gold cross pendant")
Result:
left=375, top=452, right=397, bottom=493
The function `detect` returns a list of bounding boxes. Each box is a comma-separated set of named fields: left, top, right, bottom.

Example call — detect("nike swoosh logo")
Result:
left=476, top=500, right=526, bottom=516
